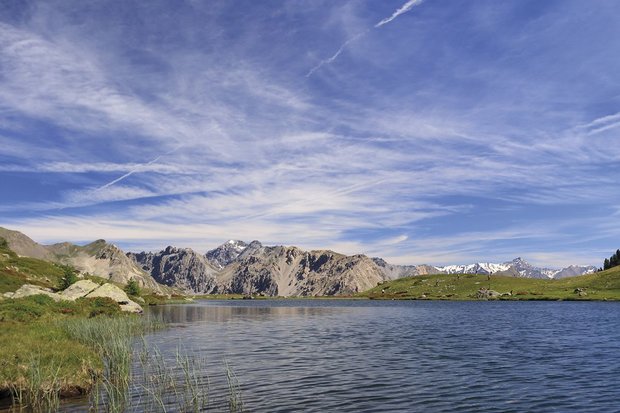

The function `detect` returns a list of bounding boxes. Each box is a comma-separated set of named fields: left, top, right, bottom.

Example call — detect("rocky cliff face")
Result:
left=217, top=245, right=387, bottom=296
left=129, top=246, right=220, bottom=294
left=205, top=240, right=248, bottom=269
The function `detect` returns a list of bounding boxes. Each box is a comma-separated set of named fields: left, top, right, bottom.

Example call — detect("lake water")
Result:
left=69, top=299, right=620, bottom=412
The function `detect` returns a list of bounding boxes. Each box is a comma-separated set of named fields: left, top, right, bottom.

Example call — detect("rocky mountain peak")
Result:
left=235, top=240, right=263, bottom=261
left=130, top=246, right=219, bottom=294
left=372, top=257, right=388, bottom=267
left=205, top=240, right=249, bottom=269
left=0, top=226, right=53, bottom=260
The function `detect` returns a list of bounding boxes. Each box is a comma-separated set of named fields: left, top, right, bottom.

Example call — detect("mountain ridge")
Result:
left=0, top=227, right=162, bottom=291
left=0, top=227, right=599, bottom=297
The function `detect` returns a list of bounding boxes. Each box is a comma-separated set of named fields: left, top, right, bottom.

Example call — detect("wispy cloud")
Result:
left=1, top=0, right=619, bottom=268
left=577, top=112, right=620, bottom=135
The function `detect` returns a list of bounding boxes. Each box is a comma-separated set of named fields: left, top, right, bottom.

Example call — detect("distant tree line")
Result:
left=603, top=249, right=620, bottom=271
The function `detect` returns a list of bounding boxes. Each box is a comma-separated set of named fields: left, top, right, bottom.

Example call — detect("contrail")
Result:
left=307, top=0, right=425, bottom=77
left=95, top=146, right=180, bottom=192
left=375, top=0, right=424, bottom=28
left=306, top=31, right=367, bottom=77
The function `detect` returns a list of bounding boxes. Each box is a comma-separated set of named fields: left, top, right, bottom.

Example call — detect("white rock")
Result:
left=11, top=284, right=63, bottom=301
left=60, top=280, right=101, bottom=301
left=86, top=283, right=143, bottom=313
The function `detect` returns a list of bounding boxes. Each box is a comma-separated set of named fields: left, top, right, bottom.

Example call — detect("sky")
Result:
left=1, top=0, right=619, bottom=267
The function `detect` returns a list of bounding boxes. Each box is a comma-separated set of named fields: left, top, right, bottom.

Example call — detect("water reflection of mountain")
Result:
left=148, top=301, right=337, bottom=324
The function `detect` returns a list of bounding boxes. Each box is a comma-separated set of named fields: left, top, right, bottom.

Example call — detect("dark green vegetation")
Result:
left=124, top=278, right=140, bottom=296
left=58, top=266, right=78, bottom=290
left=603, top=248, right=620, bottom=271
left=361, top=266, right=620, bottom=301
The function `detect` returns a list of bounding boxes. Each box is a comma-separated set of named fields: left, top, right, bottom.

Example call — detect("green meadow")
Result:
left=361, top=266, right=620, bottom=301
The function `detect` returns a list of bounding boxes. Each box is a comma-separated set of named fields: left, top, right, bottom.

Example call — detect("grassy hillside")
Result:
left=0, top=238, right=68, bottom=293
left=0, top=237, right=180, bottom=301
left=360, top=267, right=620, bottom=301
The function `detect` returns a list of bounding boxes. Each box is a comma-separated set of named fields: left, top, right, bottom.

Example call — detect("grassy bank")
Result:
left=0, top=295, right=146, bottom=407
left=0, top=295, right=244, bottom=412
left=361, top=266, right=620, bottom=301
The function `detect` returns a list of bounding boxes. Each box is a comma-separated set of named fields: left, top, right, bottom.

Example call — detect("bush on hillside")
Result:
left=58, top=266, right=78, bottom=290
left=124, top=279, right=140, bottom=296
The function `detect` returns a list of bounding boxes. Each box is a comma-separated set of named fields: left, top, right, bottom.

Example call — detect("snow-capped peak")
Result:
left=206, top=240, right=249, bottom=269
left=434, top=257, right=596, bottom=279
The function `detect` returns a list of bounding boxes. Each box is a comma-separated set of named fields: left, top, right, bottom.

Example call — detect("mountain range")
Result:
left=0, top=227, right=597, bottom=296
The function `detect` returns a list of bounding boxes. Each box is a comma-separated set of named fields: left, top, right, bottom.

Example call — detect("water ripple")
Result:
left=59, top=300, right=620, bottom=412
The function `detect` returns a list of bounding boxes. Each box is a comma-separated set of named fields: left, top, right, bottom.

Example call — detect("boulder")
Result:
left=10, top=284, right=63, bottom=301
left=476, top=288, right=501, bottom=299
left=86, top=283, right=143, bottom=313
left=60, top=280, right=100, bottom=301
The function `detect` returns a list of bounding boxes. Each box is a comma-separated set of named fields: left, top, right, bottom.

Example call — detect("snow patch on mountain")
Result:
left=205, top=240, right=248, bottom=269
left=434, top=257, right=596, bottom=279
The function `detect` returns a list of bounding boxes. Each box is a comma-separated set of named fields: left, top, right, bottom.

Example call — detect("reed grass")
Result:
left=5, top=313, right=244, bottom=412
left=62, top=316, right=242, bottom=412
left=8, top=355, right=62, bottom=413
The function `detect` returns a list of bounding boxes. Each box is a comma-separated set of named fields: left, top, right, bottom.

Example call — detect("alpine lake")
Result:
left=51, top=299, right=620, bottom=412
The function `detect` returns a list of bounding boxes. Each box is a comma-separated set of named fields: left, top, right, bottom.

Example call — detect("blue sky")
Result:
left=1, top=0, right=619, bottom=267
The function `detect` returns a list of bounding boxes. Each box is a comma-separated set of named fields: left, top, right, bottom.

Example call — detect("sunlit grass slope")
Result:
left=360, top=267, right=620, bottom=301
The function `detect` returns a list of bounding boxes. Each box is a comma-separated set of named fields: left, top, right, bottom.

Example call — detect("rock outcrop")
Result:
left=3, top=281, right=143, bottom=313
left=475, top=288, right=502, bottom=299
left=129, top=246, right=219, bottom=294
left=4, top=284, right=63, bottom=301
left=85, top=283, right=143, bottom=313
left=60, top=279, right=100, bottom=300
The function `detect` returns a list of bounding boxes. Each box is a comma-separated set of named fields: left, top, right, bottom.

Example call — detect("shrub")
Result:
left=58, top=266, right=78, bottom=290
left=124, top=279, right=140, bottom=296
